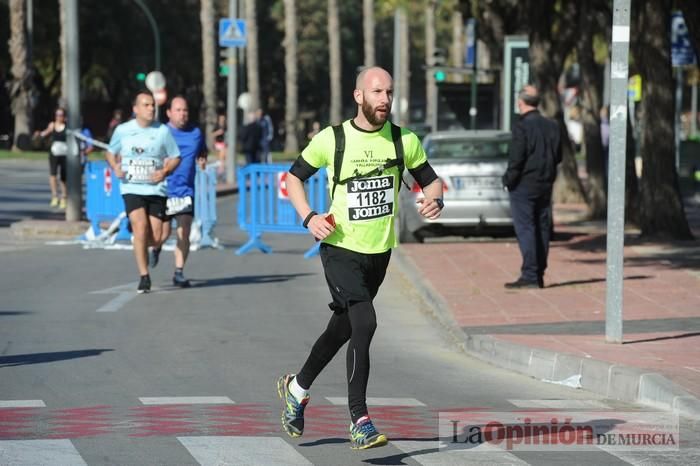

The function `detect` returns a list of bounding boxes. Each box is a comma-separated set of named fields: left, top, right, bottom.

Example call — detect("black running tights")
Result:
left=296, top=300, right=377, bottom=423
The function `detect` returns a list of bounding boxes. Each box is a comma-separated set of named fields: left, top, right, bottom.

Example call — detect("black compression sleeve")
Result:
left=289, top=155, right=320, bottom=182
left=408, top=162, right=438, bottom=188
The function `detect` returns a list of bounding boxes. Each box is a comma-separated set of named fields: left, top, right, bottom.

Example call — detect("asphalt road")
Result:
left=1, top=159, right=699, bottom=465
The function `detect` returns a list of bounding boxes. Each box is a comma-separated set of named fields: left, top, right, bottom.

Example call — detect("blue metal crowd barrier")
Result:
left=194, top=164, right=218, bottom=247
left=85, top=160, right=131, bottom=240
left=85, top=161, right=219, bottom=245
left=236, top=163, right=328, bottom=258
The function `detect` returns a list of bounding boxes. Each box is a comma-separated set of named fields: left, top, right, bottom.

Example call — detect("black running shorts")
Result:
left=319, top=243, right=391, bottom=312
left=122, top=194, right=167, bottom=220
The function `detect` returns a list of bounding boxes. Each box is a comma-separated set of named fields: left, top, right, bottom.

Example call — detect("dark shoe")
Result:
left=137, top=275, right=151, bottom=294
left=148, top=247, right=161, bottom=268
left=538, top=276, right=545, bottom=289
left=504, top=278, right=541, bottom=289
left=173, top=271, right=191, bottom=288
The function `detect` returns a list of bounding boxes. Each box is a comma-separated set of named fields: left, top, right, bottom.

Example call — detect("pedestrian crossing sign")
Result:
left=219, top=18, right=247, bottom=48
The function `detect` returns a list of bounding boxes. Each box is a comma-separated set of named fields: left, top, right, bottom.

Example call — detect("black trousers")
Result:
left=296, top=244, right=391, bottom=424
left=509, top=186, right=552, bottom=282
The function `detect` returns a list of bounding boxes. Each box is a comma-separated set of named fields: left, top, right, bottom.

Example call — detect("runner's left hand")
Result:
left=416, top=198, right=442, bottom=220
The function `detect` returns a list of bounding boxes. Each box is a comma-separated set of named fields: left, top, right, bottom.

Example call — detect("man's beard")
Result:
left=362, top=99, right=390, bottom=127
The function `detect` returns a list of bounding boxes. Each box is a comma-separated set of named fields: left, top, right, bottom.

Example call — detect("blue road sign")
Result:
left=671, top=11, right=696, bottom=66
left=219, top=18, right=247, bottom=48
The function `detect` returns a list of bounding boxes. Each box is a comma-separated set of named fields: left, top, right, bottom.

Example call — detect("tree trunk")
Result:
left=9, top=0, right=32, bottom=149
left=59, top=0, right=68, bottom=107
left=425, top=2, right=436, bottom=130
left=625, top=111, right=640, bottom=225
left=363, top=0, right=375, bottom=67
left=527, top=0, right=587, bottom=204
left=399, top=7, right=409, bottom=125
left=200, top=0, right=217, bottom=150
left=450, top=8, right=464, bottom=83
left=328, top=0, right=342, bottom=125
left=283, top=0, right=298, bottom=153
left=245, top=0, right=260, bottom=112
left=636, top=0, right=693, bottom=239
left=577, top=1, right=606, bottom=218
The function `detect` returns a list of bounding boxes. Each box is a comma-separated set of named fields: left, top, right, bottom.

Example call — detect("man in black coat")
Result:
left=502, top=85, right=562, bottom=289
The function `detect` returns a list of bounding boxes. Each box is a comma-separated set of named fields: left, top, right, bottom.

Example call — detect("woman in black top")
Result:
left=37, top=108, right=69, bottom=208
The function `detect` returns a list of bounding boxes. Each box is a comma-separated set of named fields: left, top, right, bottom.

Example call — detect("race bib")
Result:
left=346, top=175, right=394, bottom=222
left=125, top=159, right=158, bottom=183
left=50, top=141, right=68, bottom=156
left=166, top=196, right=193, bottom=216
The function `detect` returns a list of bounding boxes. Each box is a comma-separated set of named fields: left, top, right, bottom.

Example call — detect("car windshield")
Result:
left=426, top=139, right=510, bottom=159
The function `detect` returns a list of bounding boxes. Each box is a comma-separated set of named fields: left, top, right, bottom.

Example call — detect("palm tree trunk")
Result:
left=283, top=0, right=298, bottom=153
left=9, top=0, right=32, bottom=149
left=363, top=0, right=375, bottom=67
left=577, top=1, right=606, bottom=218
left=200, top=0, right=217, bottom=150
left=59, top=0, right=68, bottom=106
left=450, top=8, right=464, bottom=83
left=328, top=0, right=342, bottom=125
left=636, top=0, right=693, bottom=238
left=398, top=7, right=409, bottom=126
left=245, top=0, right=260, bottom=112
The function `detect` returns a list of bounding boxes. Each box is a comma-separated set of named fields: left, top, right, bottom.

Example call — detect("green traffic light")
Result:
left=434, top=70, right=446, bottom=82
left=136, top=72, right=146, bottom=81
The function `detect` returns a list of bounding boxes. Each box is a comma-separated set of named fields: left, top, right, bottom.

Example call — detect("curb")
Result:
left=10, top=219, right=90, bottom=240
left=393, top=247, right=700, bottom=420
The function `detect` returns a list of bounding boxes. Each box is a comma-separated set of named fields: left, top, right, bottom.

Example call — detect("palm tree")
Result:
left=200, top=0, right=217, bottom=149
left=398, top=6, right=409, bottom=125
left=9, top=0, right=33, bottom=149
left=363, top=0, right=375, bottom=67
left=245, top=0, right=260, bottom=112
left=283, top=0, right=299, bottom=153
left=59, top=0, right=68, bottom=105
left=328, top=0, right=342, bottom=124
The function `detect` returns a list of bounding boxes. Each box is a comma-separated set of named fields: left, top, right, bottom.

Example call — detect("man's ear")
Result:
left=353, top=89, right=362, bottom=105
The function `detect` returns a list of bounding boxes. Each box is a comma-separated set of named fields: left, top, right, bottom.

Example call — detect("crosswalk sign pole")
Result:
left=225, top=1, right=239, bottom=186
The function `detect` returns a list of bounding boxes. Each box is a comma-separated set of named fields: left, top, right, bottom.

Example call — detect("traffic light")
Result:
left=434, top=69, right=446, bottom=82
left=219, top=48, right=230, bottom=77
left=135, top=72, right=146, bottom=82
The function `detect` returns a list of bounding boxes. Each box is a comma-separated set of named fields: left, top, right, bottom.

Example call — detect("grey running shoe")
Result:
left=149, top=247, right=161, bottom=268
left=276, top=374, right=309, bottom=438
left=173, top=271, right=191, bottom=288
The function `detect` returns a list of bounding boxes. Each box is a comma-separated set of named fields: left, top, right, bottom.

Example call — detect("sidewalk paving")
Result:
left=397, top=201, right=700, bottom=418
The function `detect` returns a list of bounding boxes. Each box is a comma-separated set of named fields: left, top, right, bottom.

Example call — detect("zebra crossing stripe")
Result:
left=0, top=400, right=46, bottom=408
left=325, top=397, right=426, bottom=406
left=139, top=396, right=235, bottom=405
left=600, top=447, right=700, bottom=465
left=0, top=440, right=87, bottom=466
left=392, top=440, right=529, bottom=465
left=178, top=436, right=312, bottom=465
left=508, top=399, right=611, bottom=409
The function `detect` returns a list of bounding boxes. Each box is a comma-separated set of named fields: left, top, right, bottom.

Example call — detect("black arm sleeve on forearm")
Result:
left=289, top=155, right=320, bottom=182
left=408, top=162, right=439, bottom=188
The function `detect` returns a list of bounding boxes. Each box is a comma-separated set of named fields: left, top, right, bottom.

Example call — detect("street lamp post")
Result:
left=65, top=0, right=81, bottom=222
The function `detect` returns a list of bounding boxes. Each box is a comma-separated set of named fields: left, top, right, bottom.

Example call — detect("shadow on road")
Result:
left=192, top=273, right=314, bottom=289
left=0, top=349, right=114, bottom=367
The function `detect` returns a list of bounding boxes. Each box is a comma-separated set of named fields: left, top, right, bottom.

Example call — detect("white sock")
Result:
left=290, top=376, right=309, bottom=401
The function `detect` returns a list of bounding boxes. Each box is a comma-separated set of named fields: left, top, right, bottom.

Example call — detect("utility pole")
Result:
left=605, top=0, right=631, bottom=343
left=65, top=0, right=82, bottom=222
left=226, top=0, right=239, bottom=186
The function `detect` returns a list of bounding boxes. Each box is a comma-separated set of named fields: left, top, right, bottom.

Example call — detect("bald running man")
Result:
left=277, top=67, right=444, bottom=449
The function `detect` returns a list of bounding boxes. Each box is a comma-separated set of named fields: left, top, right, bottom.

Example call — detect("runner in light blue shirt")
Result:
left=106, top=91, right=181, bottom=293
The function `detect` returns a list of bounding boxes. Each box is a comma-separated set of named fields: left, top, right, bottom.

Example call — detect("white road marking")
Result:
left=178, top=436, right=312, bottom=465
left=325, top=397, right=426, bottom=406
left=0, top=400, right=46, bottom=408
left=392, top=440, right=529, bottom=465
left=0, top=439, right=87, bottom=465
left=96, top=292, right=136, bottom=313
left=508, top=399, right=611, bottom=409
left=139, top=396, right=235, bottom=405
left=601, top=447, right=700, bottom=465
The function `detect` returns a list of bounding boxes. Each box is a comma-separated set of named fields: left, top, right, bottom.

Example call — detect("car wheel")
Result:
left=398, top=213, right=423, bottom=243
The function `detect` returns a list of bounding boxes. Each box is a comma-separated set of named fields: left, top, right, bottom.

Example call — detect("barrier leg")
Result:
left=303, top=242, right=321, bottom=259
left=235, top=233, right=272, bottom=255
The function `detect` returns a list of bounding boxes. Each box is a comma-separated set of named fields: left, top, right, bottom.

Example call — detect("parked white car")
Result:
left=398, top=130, right=514, bottom=243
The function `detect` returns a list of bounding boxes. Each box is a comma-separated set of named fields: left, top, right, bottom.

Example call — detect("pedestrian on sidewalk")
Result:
left=35, top=107, right=69, bottom=209
left=151, top=96, right=208, bottom=288
left=105, top=91, right=181, bottom=294
left=240, top=111, right=262, bottom=165
left=277, top=66, right=444, bottom=450
left=502, top=85, right=562, bottom=289
left=256, top=107, right=274, bottom=163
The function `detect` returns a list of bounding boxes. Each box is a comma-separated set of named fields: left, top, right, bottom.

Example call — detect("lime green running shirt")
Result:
left=300, top=120, right=428, bottom=254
